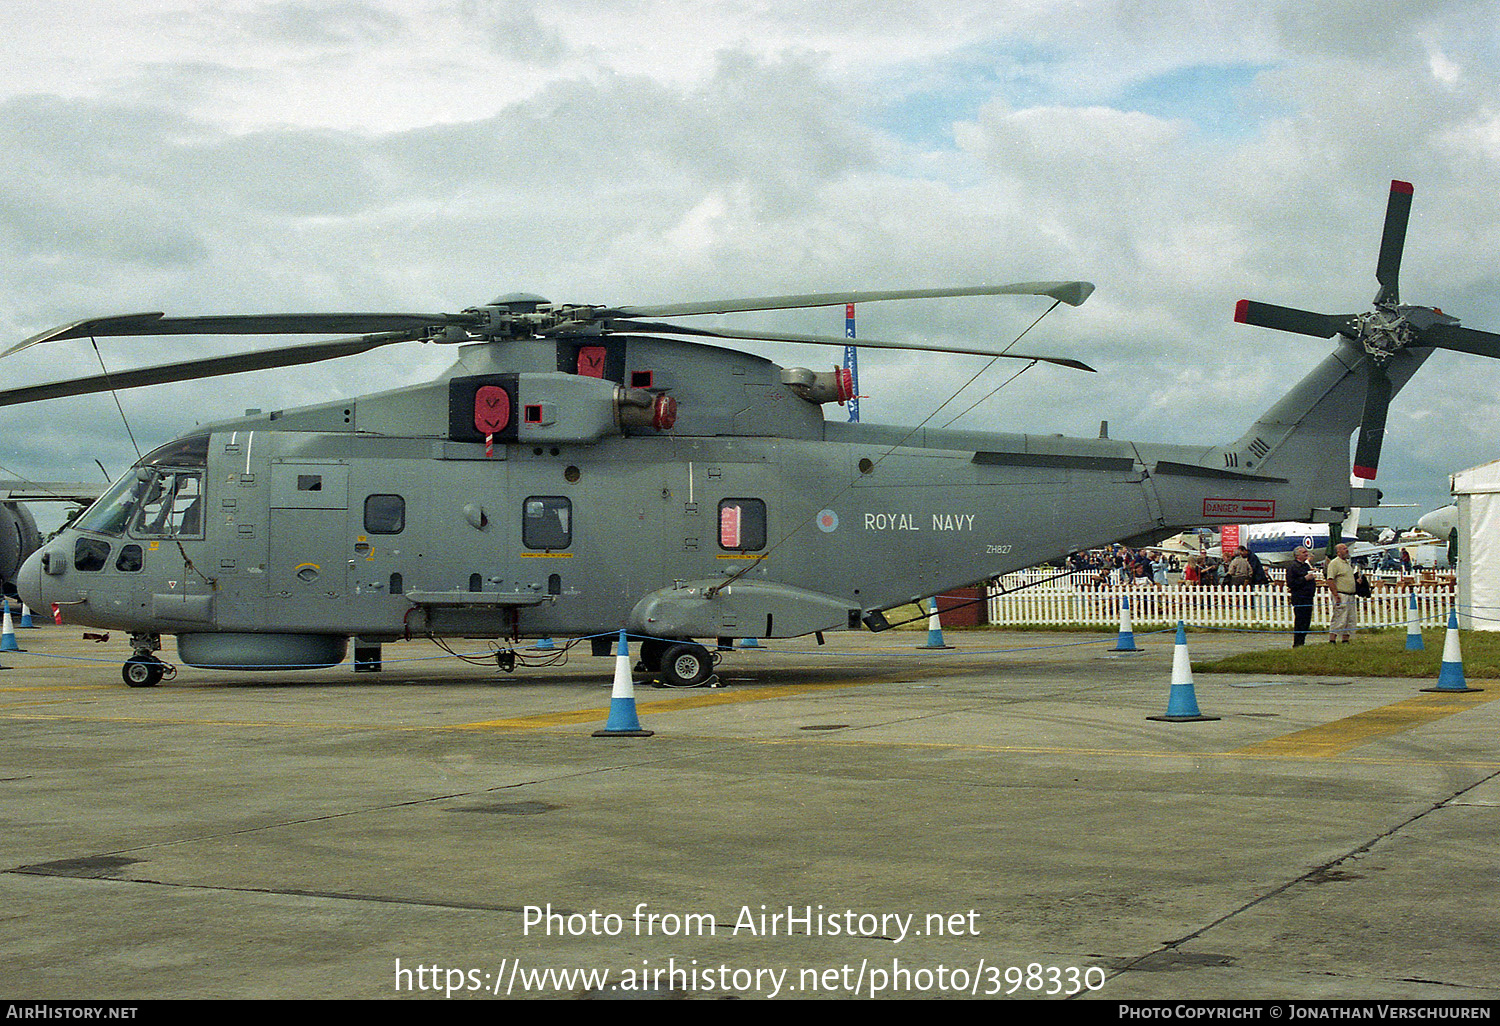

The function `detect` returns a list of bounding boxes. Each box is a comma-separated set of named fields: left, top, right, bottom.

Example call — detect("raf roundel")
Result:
left=816, top=510, right=839, bottom=533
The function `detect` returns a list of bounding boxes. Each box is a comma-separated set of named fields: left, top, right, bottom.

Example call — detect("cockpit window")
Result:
left=74, top=537, right=110, bottom=572
left=72, top=464, right=206, bottom=539
left=73, top=471, right=151, bottom=537
left=132, top=470, right=204, bottom=538
left=137, top=434, right=209, bottom=469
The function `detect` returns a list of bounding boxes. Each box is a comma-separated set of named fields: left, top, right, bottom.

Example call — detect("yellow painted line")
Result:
left=0, top=678, right=899, bottom=733
left=1233, top=689, right=1500, bottom=759
left=717, top=736, right=1500, bottom=769
left=0, top=713, right=332, bottom=728
left=455, top=679, right=888, bottom=731
left=0, top=684, right=115, bottom=693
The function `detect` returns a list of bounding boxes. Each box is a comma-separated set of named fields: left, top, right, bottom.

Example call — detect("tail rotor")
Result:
left=1234, top=180, right=1500, bottom=481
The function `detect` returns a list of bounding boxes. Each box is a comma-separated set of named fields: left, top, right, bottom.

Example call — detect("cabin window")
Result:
left=364, top=494, right=405, bottom=535
left=523, top=496, right=571, bottom=550
left=131, top=470, right=204, bottom=539
left=74, top=538, right=110, bottom=572
left=115, top=545, right=143, bottom=573
left=718, top=498, right=766, bottom=551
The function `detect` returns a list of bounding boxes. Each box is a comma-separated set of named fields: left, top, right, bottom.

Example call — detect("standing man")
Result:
left=1326, top=542, right=1359, bottom=643
left=1287, top=546, right=1317, bottom=647
left=1228, top=546, right=1253, bottom=587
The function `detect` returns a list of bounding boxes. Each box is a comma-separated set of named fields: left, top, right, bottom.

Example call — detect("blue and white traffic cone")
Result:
left=1111, top=595, right=1141, bottom=653
left=916, top=597, right=952, bottom=650
left=1405, top=593, right=1425, bottom=651
left=737, top=637, right=763, bottom=649
left=530, top=637, right=556, bottom=651
left=592, top=631, right=655, bottom=737
left=1422, top=609, right=1481, bottom=693
left=1148, top=621, right=1219, bottom=722
left=0, top=601, right=21, bottom=653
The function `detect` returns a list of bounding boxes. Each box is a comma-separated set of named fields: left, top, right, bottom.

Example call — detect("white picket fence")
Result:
left=985, top=571, right=1456, bottom=631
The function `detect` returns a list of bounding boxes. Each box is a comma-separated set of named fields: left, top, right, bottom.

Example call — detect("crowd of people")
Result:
left=1061, top=541, right=1381, bottom=647
left=1064, top=545, right=1278, bottom=589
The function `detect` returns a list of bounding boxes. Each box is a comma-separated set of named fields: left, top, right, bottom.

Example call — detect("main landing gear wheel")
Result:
left=122, top=655, right=167, bottom=688
left=657, top=642, right=717, bottom=688
left=636, top=638, right=669, bottom=674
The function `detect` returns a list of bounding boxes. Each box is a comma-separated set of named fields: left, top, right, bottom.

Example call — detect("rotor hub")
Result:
left=463, top=300, right=609, bottom=340
left=1354, top=307, right=1416, bottom=362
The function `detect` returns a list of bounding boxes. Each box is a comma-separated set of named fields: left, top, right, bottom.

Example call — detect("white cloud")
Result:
left=0, top=0, right=1498, bottom=523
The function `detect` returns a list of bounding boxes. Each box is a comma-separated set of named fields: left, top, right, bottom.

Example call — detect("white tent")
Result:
left=1451, top=460, right=1500, bottom=630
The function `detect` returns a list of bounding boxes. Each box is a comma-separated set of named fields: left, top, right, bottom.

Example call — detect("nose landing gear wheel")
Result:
left=122, top=655, right=167, bottom=688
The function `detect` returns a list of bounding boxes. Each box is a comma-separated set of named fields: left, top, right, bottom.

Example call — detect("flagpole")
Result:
left=843, top=303, right=859, bottom=423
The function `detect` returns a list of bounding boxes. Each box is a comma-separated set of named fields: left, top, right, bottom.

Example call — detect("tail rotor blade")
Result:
left=1234, top=300, right=1358, bottom=339
left=1352, top=365, right=1393, bottom=481
left=1375, top=180, right=1414, bottom=306
left=1420, top=321, right=1500, bottom=359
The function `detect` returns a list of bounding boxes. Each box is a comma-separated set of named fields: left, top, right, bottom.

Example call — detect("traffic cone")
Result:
left=916, top=597, right=952, bottom=650
left=530, top=637, right=556, bottom=651
left=737, top=637, right=763, bottom=649
left=1404, top=593, right=1425, bottom=651
left=592, top=631, right=655, bottom=737
left=0, top=601, right=21, bottom=653
left=1111, top=595, right=1141, bottom=653
left=1421, top=609, right=1481, bottom=693
left=1148, top=622, right=1220, bottom=722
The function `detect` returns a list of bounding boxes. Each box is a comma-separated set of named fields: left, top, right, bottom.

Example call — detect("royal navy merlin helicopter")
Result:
left=8, top=180, right=1499, bottom=688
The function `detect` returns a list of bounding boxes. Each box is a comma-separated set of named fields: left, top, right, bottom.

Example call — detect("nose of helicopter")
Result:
left=17, top=548, right=45, bottom=617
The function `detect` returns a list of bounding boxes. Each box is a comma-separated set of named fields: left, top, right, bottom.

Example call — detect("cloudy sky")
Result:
left=1, top=0, right=1498, bottom=528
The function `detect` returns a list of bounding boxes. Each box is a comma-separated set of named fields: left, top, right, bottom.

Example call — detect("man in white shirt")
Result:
left=1325, top=543, right=1358, bottom=643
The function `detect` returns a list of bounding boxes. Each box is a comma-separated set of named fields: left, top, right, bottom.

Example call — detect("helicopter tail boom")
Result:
left=1134, top=336, right=1434, bottom=544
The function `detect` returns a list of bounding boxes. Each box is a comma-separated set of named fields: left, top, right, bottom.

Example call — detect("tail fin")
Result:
left=1222, top=338, right=1433, bottom=516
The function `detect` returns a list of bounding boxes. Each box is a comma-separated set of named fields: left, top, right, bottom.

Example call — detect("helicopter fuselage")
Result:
left=18, top=330, right=1373, bottom=676
left=7, top=181, right=1472, bottom=685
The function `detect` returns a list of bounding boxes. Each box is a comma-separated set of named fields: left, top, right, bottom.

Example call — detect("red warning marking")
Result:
left=1202, top=498, right=1275, bottom=519
left=577, top=346, right=607, bottom=378
left=474, top=385, right=509, bottom=434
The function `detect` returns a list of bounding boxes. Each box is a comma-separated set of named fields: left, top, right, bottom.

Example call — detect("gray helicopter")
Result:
left=9, top=181, right=1498, bottom=688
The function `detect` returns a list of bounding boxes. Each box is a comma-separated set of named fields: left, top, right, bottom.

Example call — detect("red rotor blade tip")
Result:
left=1234, top=299, right=1250, bottom=323
left=1353, top=464, right=1378, bottom=480
left=1391, top=180, right=1414, bottom=195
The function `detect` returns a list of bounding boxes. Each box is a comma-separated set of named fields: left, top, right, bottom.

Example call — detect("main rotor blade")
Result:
left=1419, top=321, right=1500, bottom=359
left=1234, top=300, right=1359, bottom=339
left=3, top=311, right=476, bottom=359
left=609, top=281, right=1095, bottom=319
left=1374, top=180, right=1414, bottom=307
left=608, top=320, right=1095, bottom=372
left=0, top=330, right=423, bottom=408
left=1352, top=364, right=1393, bottom=481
